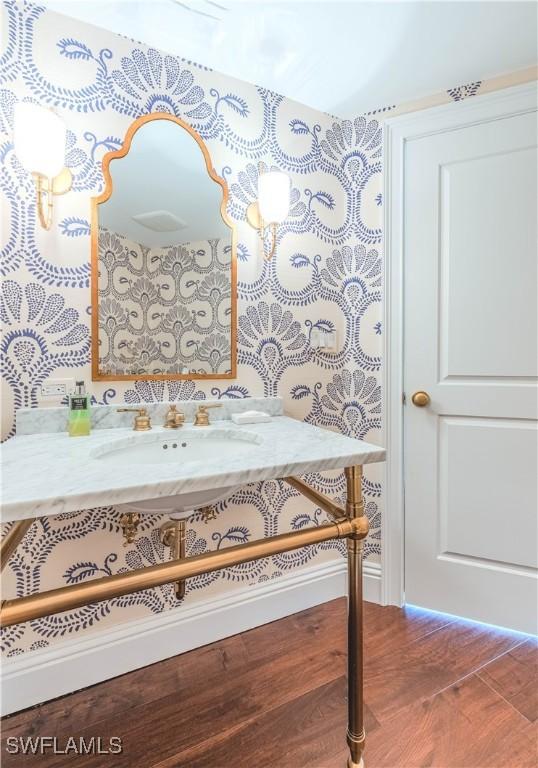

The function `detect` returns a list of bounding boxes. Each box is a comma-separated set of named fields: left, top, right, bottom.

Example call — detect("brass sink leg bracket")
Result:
left=200, top=506, right=217, bottom=523
left=0, top=466, right=369, bottom=768
left=160, top=519, right=187, bottom=600
left=119, top=511, right=141, bottom=546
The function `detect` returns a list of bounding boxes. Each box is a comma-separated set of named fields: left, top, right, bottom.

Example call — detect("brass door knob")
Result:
left=411, top=391, right=430, bottom=407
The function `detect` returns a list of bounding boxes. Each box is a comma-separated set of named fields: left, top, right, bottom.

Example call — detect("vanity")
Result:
left=1, top=110, right=386, bottom=768
left=1, top=397, right=384, bottom=768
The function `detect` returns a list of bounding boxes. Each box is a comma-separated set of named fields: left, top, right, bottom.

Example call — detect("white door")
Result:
left=403, top=88, right=538, bottom=634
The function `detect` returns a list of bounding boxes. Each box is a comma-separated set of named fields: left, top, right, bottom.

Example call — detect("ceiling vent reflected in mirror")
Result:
left=131, top=210, right=188, bottom=233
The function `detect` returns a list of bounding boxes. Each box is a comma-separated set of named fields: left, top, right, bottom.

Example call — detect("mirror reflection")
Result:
left=93, top=115, right=235, bottom=380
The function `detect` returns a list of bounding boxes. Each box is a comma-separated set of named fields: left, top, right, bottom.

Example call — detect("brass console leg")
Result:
left=345, top=466, right=368, bottom=768
left=160, top=519, right=187, bottom=600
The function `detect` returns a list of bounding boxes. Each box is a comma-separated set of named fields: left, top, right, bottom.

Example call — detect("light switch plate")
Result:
left=310, top=328, right=338, bottom=352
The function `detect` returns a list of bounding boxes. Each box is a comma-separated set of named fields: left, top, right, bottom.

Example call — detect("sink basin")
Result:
left=92, top=428, right=261, bottom=467
left=91, top=428, right=263, bottom=515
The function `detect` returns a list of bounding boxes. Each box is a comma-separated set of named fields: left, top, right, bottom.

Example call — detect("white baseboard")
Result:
left=1, top=559, right=381, bottom=716
left=363, top=560, right=382, bottom=603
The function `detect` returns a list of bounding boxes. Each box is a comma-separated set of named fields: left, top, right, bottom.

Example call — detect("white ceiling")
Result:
left=43, top=1, right=537, bottom=117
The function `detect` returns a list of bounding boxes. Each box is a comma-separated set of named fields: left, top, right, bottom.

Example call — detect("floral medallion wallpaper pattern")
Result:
left=1, top=0, right=534, bottom=657
left=1, top=0, right=385, bottom=655
left=97, top=228, right=232, bottom=375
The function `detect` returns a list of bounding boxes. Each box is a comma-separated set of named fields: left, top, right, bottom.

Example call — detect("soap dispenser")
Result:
left=68, top=381, right=91, bottom=437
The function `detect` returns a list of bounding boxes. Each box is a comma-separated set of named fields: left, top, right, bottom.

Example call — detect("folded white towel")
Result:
left=231, top=410, right=272, bottom=425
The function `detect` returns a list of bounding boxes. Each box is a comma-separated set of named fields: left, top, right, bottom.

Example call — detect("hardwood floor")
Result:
left=1, top=599, right=536, bottom=767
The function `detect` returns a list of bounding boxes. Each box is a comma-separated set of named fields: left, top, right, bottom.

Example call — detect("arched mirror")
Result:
left=91, top=113, right=236, bottom=380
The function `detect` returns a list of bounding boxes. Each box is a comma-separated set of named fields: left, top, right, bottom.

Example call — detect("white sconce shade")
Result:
left=13, top=103, right=72, bottom=231
left=14, top=102, right=67, bottom=179
left=258, top=171, right=290, bottom=224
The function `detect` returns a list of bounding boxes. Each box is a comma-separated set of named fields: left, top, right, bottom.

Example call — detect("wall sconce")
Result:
left=246, top=169, right=290, bottom=259
left=14, top=103, right=72, bottom=231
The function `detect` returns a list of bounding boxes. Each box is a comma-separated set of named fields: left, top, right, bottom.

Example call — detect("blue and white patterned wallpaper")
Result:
left=2, top=0, right=527, bottom=657
left=0, top=0, right=384, bottom=655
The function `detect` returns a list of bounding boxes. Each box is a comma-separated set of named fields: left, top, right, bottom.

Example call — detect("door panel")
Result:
left=440, top=148, right=538, bottom=379
left=404, top=98, right=538, bottom=633
left=439, top=417, right=537, bottom=569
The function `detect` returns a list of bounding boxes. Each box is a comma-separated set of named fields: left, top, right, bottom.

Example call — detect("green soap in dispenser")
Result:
left=68, top=380, right=91, bottom=437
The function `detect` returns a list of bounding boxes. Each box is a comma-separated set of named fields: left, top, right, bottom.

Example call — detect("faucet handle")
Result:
left=164, top=404, right=185, bottom=429
left=193, top=403, right=222, bottom=427
left=117, top=407, right=152, bottom=432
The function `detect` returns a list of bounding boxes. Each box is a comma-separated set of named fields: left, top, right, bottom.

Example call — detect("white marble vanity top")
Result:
left=1, top=399, right=385, bottom=523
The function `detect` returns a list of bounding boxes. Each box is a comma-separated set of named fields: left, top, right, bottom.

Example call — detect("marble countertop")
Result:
left=1, top=402, right=385, bottom=523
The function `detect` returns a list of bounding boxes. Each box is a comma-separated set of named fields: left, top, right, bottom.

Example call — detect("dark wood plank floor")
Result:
left=2, top=599, right=536, bottom=767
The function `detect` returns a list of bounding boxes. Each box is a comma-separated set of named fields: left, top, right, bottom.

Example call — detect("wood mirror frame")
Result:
left=90, top=113, right=237, bottom=382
